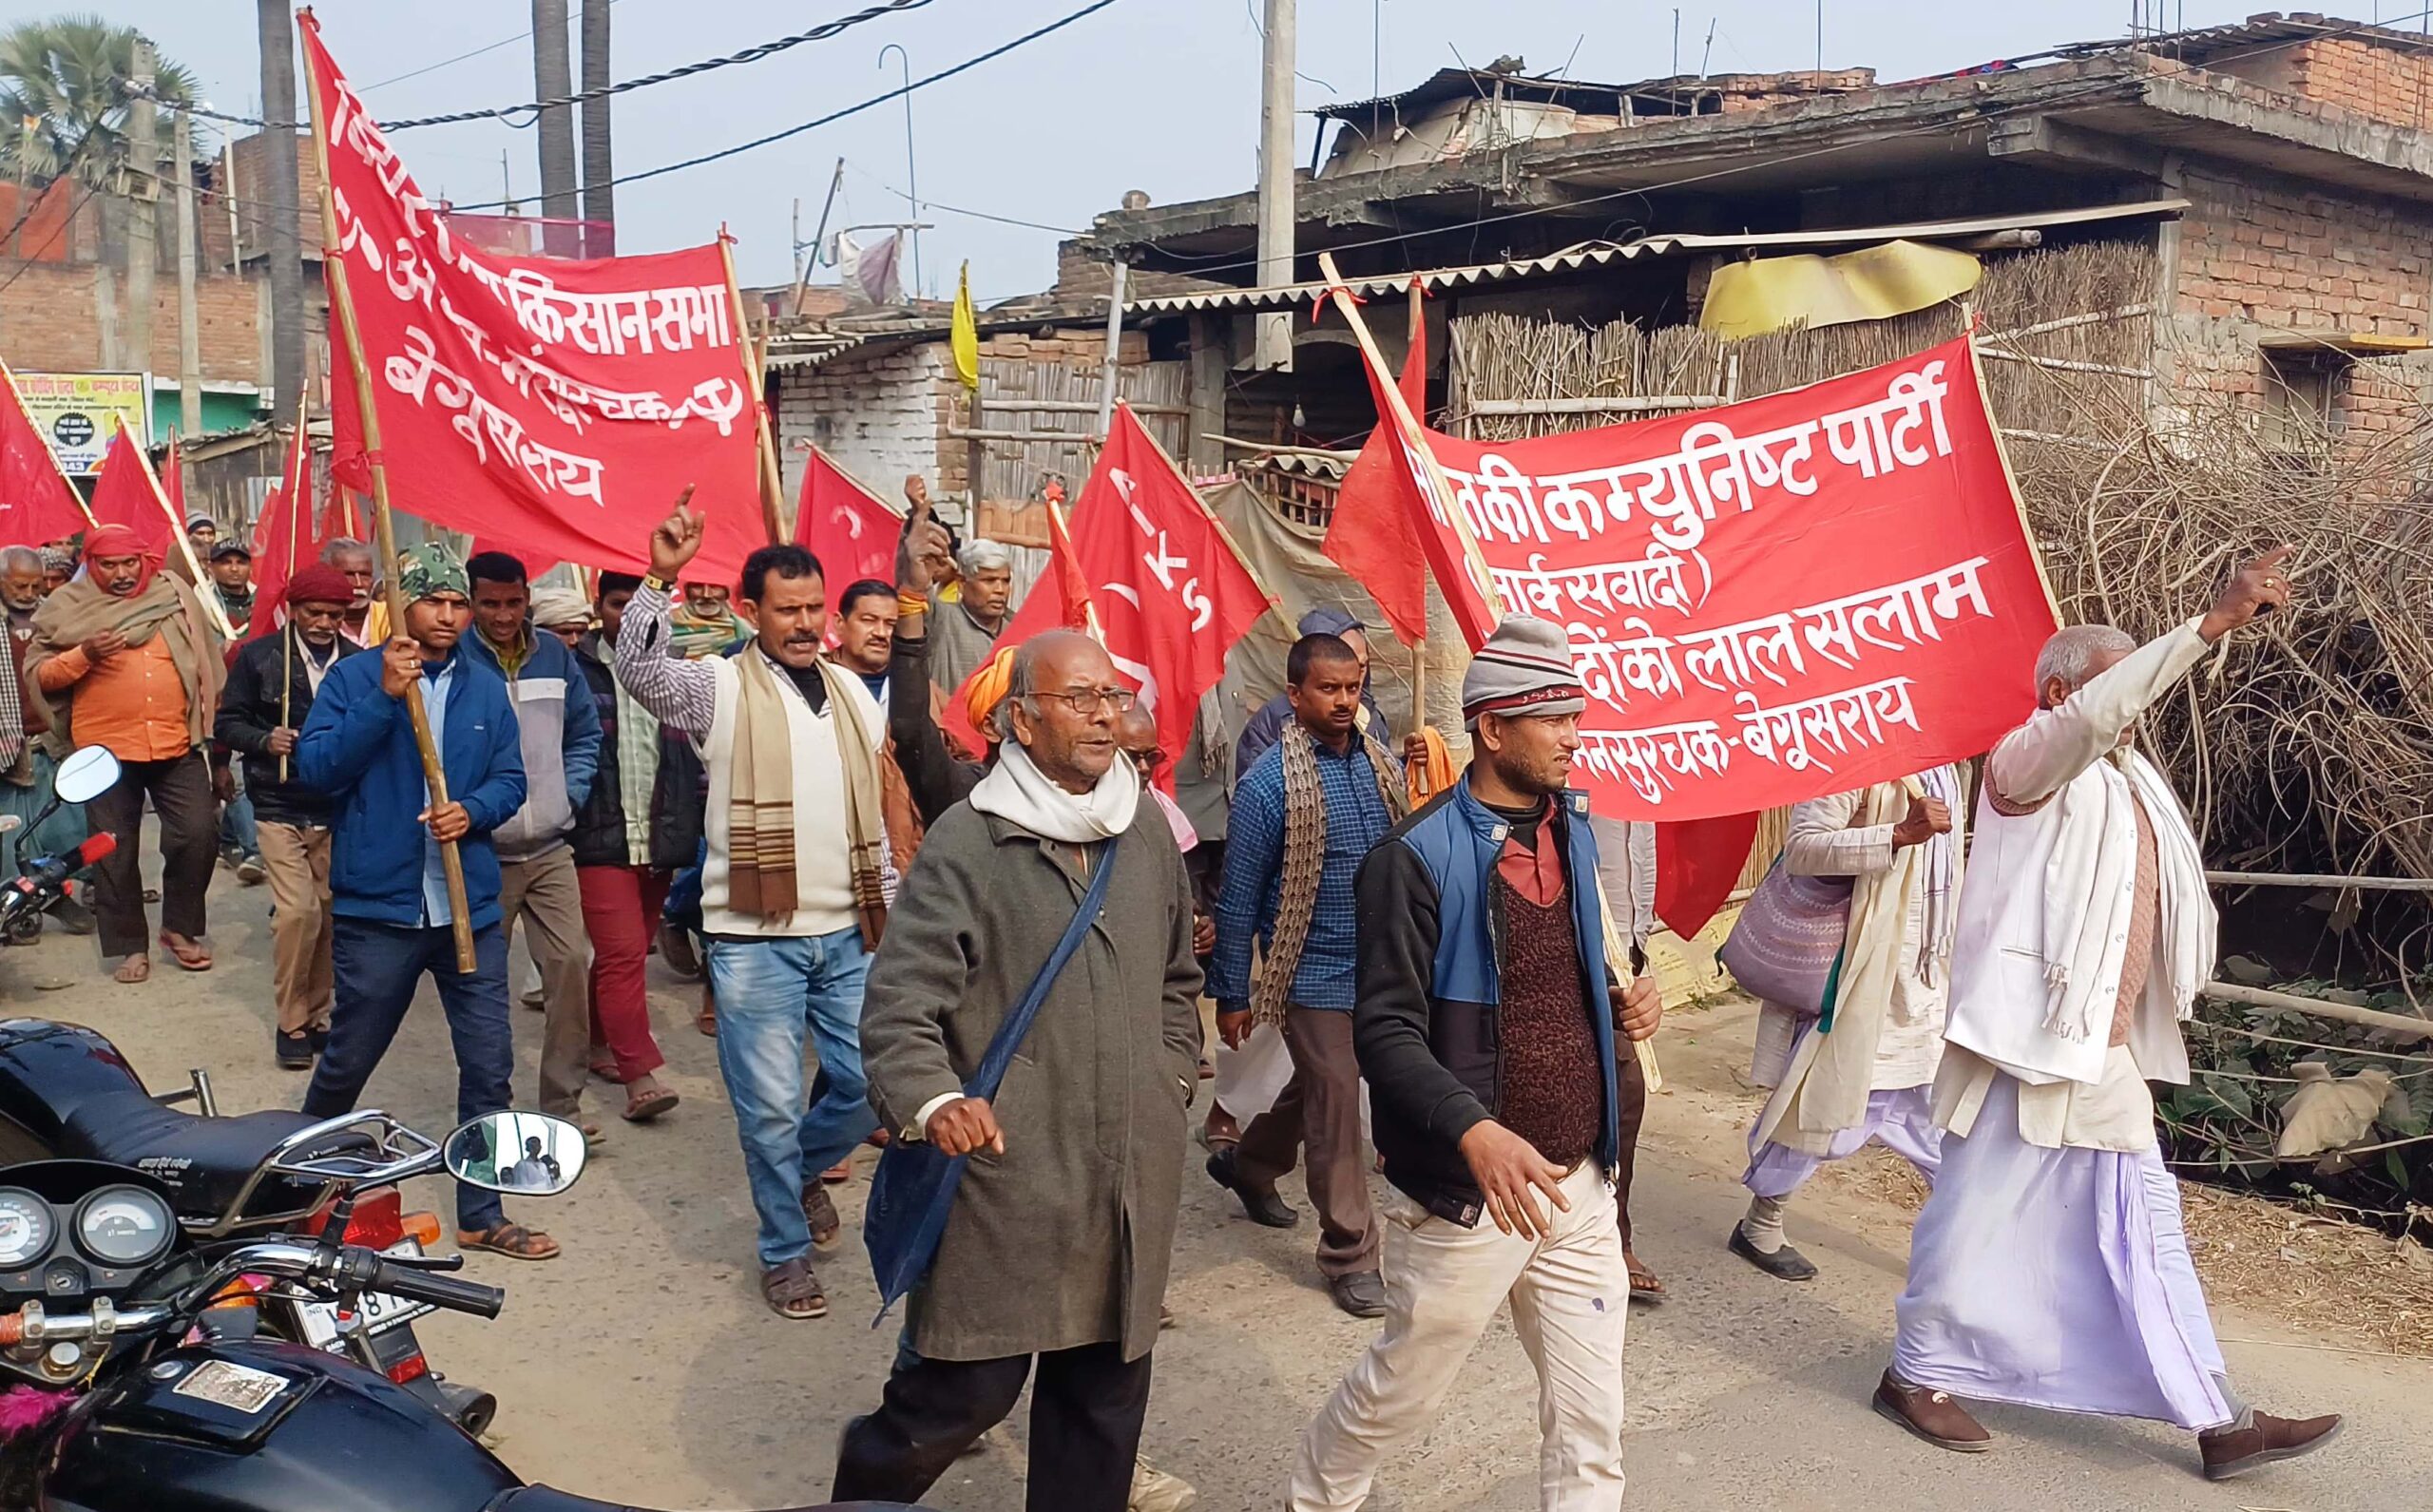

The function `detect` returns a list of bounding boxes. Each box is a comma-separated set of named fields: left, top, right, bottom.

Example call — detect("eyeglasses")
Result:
left=1124, top=746, right=1165, bottom=773
left=1028, top=686, right=1138, bottom=718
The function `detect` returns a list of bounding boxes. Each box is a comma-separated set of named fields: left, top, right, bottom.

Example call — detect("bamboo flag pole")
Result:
left=1315, top=252, right=1662, bottom=1090
left=301, top=20, right=476, bottom=971
left=123, top=417, right=238, bottom=641
left=719, top=235, right=788, bottom=546
left=1403, top=277, right=1428, bottom=744
left=278, top=392, right=308, bottom=783
left=0, top=358, right=99, bottom=530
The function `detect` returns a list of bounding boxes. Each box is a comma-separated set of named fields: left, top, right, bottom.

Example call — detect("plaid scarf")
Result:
left=727, top=650, right=890, bottom=947
left=1253, top=721, right=1408, bottom=1028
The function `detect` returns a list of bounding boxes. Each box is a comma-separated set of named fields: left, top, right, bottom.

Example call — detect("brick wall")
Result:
left=0, top=261, right=266, bottom=381
left=2209, top=36, right=2433, bottom=130
left=772, top=341, right=948, bottom=522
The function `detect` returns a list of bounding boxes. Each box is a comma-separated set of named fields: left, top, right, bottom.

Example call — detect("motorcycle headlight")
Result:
left=73, top=1186, right=173, bottom=1268
left=0, top=1188, right=53, bottom=1269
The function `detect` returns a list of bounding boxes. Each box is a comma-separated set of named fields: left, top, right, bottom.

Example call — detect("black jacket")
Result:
left=567, top=635, right=631, bottom=869
left=1351, top=781, right=1623, bottom=1227
left=214, top=627, right=339, bottom=827
left=888, top=628, right=983, bottom=827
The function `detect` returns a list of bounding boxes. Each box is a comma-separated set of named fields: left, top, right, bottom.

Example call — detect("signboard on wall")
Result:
left=16, top=372, right=148, bottom=475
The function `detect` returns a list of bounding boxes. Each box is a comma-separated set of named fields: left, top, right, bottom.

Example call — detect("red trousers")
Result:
left=577, top=864, right=670, bottom=1081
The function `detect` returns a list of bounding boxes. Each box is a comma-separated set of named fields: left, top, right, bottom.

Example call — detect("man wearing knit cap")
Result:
left=217, top=563, right=356, bottom=1067
left=1291, top=614, right=1661, bottom=1512
left=297, top=541, right=557, bottom=1261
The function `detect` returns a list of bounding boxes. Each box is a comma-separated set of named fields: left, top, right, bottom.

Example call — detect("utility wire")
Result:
left=137, top=0, right=936, bottom=133
left=359, top=0, right=628, bottom=93
left=844, top=161, right=1087, bottom=236
left=443, top=0, right=1126, bottom=211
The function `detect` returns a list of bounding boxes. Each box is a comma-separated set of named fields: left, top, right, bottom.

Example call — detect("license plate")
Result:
left=295, top=1239, right=436, bottom=1350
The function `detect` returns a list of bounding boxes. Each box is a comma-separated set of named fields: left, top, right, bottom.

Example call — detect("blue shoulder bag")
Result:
left=864, top=833, right=1121, bottom=1324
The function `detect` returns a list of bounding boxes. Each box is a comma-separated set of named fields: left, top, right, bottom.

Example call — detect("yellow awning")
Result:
left=1699, top=239, right=1983, bottom=338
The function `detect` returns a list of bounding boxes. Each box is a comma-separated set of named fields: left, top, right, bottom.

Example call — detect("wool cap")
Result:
left=1460, top=615, right=1584, bottom=727
left=284, top=564, right=354, bottom=607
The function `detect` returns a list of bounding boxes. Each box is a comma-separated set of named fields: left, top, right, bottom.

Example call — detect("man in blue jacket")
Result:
left=297, top=543, right=557, bottom=1261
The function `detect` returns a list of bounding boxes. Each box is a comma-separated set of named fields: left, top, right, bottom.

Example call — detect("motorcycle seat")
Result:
left=58, top=1091, right=377, bottom=1227
left=490, top=1489, right=929, bottom=1512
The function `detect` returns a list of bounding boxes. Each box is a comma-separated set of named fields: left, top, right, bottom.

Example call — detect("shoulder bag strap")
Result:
left=963, top=833, right=1121, bottom=1101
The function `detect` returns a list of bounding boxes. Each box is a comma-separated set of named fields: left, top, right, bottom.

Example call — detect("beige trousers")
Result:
left=499, top=847, right=592, bottom=1119
left=256, top=821, right=334, bottom=1035
left=1291, top=1159, right=1629, bottom=1512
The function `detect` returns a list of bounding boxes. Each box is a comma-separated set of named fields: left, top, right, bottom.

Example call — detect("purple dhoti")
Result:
left=1742, top=1084, right=1942, bottom=1199
left=1891, top=1076, right=2232, bottom=1431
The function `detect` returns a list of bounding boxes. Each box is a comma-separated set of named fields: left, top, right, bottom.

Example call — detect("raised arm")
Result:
left=612, top=492, right=720, bottom=741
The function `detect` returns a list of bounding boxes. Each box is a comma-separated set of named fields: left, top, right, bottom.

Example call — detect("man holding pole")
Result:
left=28, top=525, right=225, bottom=982
left=217, top=565, right=354, bottom=1068
left=296, top=543, right=557, bottom=1261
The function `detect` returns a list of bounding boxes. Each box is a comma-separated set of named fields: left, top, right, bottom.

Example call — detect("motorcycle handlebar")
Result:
left=364, top=1258, right=504, bottom=1320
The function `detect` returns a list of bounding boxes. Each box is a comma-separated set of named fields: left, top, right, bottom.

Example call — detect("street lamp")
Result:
left=879, top=43, right=921, bottom=300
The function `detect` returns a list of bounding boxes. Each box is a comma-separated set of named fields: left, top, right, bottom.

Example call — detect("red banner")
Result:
left=794, top=447, right=901, bottom=590
left=0, top=361, right=89, bottom=546
left=302, top=17, right=761, bottom=582
left=950, top=405, right=1273, bottom=789
left=1354, top=335, right=2058, bottom=822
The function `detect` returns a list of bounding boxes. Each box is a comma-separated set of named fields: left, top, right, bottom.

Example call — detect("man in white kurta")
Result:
left=1732, top=766, right=1963, bottom=1281
left=1878, top=550, right=2343, bottom=1484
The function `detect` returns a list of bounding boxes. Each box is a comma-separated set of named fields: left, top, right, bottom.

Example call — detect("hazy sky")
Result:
left=75, top=1, right=2313, bottom=302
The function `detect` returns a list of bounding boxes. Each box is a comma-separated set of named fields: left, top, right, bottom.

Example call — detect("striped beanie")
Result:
left=1461, top=615, right=1583, bottom=728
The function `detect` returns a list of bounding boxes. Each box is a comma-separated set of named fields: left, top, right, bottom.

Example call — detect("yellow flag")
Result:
left=949, top=260, right=980, bottom=391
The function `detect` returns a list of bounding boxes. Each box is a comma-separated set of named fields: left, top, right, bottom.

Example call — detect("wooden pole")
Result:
left=718, top=236, right=787, bottom=546
left=1093, top=258, right=1128, bottom=441
left=0, top=358, right=99, bottom=529
left=2203, top=981, right=2433, bottom=1044
left=301, top=15, right=476, bottom=971
left=278, top=393, right=308, bottom=783
left=1403, top=276, right=1427, bottom=743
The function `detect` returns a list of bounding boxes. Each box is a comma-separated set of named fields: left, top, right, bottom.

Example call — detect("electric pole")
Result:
left=174, top=107, right=202, bottom=441
left=579, top=0, right=613, bottom=246
left=126, top=37, right=159, bottom=381
left=532, top=0, right=578, bottom=255
left=257, top=0, right=304, bottom=416
left=1255, top=0, right=1295, bottom=371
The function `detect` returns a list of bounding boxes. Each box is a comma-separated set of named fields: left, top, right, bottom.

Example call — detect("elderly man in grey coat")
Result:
left=835, top=628, right=1203, bottom=1512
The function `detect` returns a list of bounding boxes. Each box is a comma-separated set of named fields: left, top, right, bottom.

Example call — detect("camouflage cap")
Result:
left=394, top=541, right=470, bottom=603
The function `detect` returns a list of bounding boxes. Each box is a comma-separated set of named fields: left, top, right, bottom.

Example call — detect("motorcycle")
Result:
left=0, top=748, right=497, bottom=1431
left=0, top=1111, right=915, bottom=1511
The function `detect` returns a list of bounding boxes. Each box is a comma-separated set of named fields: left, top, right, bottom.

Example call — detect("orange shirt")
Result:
left=37, top=634, right=193, bottom=762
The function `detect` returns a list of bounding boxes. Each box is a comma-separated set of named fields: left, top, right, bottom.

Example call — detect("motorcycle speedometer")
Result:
left=72, top=1186, right=173, bottom=1268
left=0, top=1189, right=51, bottom=1269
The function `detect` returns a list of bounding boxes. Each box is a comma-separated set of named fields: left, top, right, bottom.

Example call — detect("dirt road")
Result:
left=14, top=864, right=2423, bottom=1512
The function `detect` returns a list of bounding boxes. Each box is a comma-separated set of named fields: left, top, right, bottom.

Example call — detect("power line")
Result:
left=139, top=0, right=937, bottom=133
left=843, top=161, right=1086, bottom=236
left=358, top=0, right=628, bottom=94
left=443, top=0, right=1127, bottom=211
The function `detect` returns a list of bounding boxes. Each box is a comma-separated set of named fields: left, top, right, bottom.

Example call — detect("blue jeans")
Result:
left=303, top=919, right=514, bottom=1234
left=705, top=927, right=875, bottom=1266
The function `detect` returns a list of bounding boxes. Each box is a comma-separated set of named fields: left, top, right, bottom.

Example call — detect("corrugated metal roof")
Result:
left=1125, top=199, right=2188, bottom=317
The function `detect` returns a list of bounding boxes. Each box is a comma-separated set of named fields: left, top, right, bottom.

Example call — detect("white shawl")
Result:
left=968, top=738, right=1140, bottom=843
left=2040, top=748, right=2212, bottom=1042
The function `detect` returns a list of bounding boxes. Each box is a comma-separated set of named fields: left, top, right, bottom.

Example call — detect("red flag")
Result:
left=952, top=405, right=1273, bottom=790
left=162, top=434, right=184, bottom=514
left=1040, top=500, right=1096, bottom=632
left=1654, top=813, right=1762, bottom=939
left=87, top=427, right=176, bottom=556
left=795, top=447, right=902, bottom=589
left=1323, top=301, right=1430, bottom=644
left=248, top=416, right=321, bottom=639
left=0, top=360, right=90, bottom=545
left=319, top=486, right=364, bottom=545
left=303, top=17, right=762, bottom=584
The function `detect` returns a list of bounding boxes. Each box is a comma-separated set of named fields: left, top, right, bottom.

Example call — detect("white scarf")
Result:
left=2040, top=747, right=2212, bottom=1042
left=969, top=738, right=1140, bottom=843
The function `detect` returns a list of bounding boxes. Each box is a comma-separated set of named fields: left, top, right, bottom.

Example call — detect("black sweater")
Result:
left=214, top=628, right=339, bottom=827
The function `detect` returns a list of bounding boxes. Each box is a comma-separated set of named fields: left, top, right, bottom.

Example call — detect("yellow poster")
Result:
left=14, top=372, right=147, bottom=475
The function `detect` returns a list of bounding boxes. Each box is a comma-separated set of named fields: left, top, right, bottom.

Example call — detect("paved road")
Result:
left=10, top=863, right=2421, bottom=1512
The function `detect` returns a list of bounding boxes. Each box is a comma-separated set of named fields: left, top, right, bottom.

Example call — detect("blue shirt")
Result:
left=417, top=658, right=457, bottom=926
left=1209, top=732, right=1398, bottom=1012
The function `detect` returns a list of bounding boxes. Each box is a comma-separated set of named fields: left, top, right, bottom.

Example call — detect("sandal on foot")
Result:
left=113, top=954, right=151, bottom=984
left=457, top=1223, right=560, bottom=1261
left=800, top=1184, right=843, bottom=1252
left=160, top=932, right=212, bottom=971
left=1626, top=1250, right=1668, bottom=1302
left=588, top=1055, right=631, bottom=1083
left=622, top=1087, right=679, bottom=1122
left=761, top=1257, right=826, bottom=1319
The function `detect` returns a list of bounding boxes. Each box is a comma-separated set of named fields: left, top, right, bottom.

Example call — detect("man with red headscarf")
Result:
left=29, top=524, right=226, bottom=982
left=217, top=564, right=356, bottom=1065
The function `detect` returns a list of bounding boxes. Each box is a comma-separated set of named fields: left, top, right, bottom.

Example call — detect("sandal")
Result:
left=113, top=954, right=151, bottom=984
left=588, top=1054, right=631, bottom=1084
left=800, top=1184, right=842, bottom=1252
left=160, top=932, right=212, bottom=971
left=695, top=988, right=717, bottom=1037
left=456, top=1222, right=561, bottom=1261
left=623, top=1087, right=679, bottom=1122
left=1625, top=1248, right=1668, bottom=1302
left=760, top=1256, right=826, bottom=1320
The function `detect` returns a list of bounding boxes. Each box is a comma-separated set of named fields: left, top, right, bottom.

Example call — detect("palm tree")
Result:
left=0, top=14, right=198, bottom=183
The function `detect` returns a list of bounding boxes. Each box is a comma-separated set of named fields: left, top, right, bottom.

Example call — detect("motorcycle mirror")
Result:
left=444, top=1111, right=587, bottom=1196
left=51, top=746, right=121, bottom=805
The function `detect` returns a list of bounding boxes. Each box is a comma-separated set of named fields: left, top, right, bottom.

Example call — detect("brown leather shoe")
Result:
left=1873, top=1371, right=1992, bottom=1452
left=2199, top=1410, right=2343, bottom=1481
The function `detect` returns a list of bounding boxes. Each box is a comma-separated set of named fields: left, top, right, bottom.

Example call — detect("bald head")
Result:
left=2035, top=624, right=2136, bottom=710
left=1002, top=631, right=1128, bottom=794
